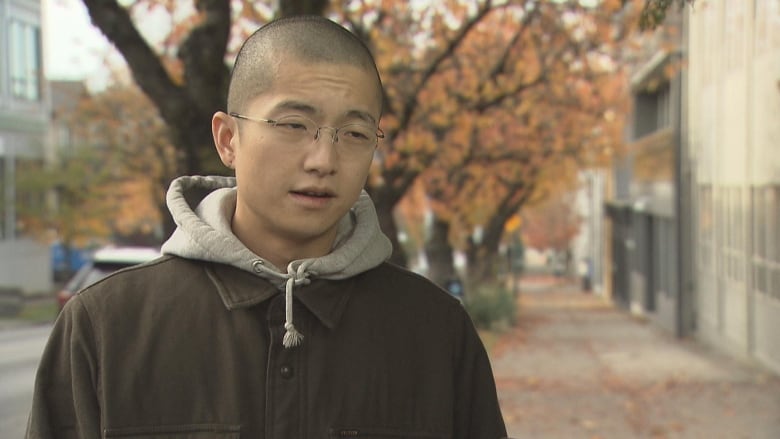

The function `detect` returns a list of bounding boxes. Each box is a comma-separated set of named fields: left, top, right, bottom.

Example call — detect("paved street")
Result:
left=0, top=324, right=51, bottom=439
left=492, top=276, right=780, bottom=439
left=4, top=280, right=780, bottom=439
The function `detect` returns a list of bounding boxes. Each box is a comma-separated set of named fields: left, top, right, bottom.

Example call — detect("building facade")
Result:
left=606, top=1, right=780, bottom=376
left=605, top=10, right=690, bottom=336
left=0, top=0, right=51, bottom=294
left=686, top=0, right=780, bottom=374
left=571, top=169, right=608, bottom=294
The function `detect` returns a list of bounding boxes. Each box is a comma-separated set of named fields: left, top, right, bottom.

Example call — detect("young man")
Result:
left=27, top=16, right=508, bottom=439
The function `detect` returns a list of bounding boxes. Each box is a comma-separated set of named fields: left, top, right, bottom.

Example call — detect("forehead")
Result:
left=247, top=58, right=382, bottom=120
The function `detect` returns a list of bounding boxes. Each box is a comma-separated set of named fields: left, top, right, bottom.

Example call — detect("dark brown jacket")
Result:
left=27, top=256, right=507, bottom=438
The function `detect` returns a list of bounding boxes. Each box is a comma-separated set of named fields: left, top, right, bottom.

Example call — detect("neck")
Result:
left=231, top=214, right=337, bottom=271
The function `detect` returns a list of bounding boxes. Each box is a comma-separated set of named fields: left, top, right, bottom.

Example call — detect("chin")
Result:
left=281, top=222, right=340, bottom=244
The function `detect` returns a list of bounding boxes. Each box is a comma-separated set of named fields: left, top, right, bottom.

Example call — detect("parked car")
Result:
left=57, top=246, right=161, bottom=311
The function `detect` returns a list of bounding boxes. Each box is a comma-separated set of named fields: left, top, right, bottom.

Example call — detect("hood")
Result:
left=161, top=175, right=393, bottom=347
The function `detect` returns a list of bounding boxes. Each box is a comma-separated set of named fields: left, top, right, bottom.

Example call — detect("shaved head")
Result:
left=227, top=16, right=383, bottom=114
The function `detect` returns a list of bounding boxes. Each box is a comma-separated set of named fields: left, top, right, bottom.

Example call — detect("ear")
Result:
left=212, top=111, right=238, bottom=169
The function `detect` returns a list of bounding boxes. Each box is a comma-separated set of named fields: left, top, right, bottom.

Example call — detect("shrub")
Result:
left=463, top=282, right=517, bottom=330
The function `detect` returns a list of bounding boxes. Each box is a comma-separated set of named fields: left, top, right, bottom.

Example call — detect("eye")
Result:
left=274, top=116, right=311, bottom=132
left=340, top=126, right=372, bottom=141
left=275, top=121, right=308, bottom=131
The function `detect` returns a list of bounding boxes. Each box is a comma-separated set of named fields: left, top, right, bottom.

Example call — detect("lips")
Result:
left=290, top=188, right=335, bottom=198
left=289, top=188, right=336, bottom=209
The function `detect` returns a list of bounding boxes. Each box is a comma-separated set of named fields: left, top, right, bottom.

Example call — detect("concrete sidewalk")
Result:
left=491, top=276, right=780, bottom=439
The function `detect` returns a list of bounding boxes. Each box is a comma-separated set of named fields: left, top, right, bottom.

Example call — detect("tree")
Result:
left=78, top=0, right=330, bottom=236
left=17, top=147, right=117, bottom=249
left=408, top=1, right=631, bottom=283
left=18, top=84, right=177, bottom=248
left=521, top=190, right=582, bottom=253
left=69, top=84, right=178, bottom=244
left=74, top=0, right=664, bottom=270
left=341, top=1, right=625, bottom=269
left=342, top=0, right=510, bottom=266
left=625, top=0, right=694, bottom=30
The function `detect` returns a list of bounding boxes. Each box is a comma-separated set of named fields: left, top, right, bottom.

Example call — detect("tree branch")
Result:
left=392, top=0, right=497, bottom=138
left=178, top=0, right=232, bottom=113
left=81, top=0, right=188, bottom=124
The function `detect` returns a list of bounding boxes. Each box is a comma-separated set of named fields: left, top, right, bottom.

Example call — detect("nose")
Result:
left=304, top=128, right=338, bottom=175
left=315, top=126, right=338, bottom=144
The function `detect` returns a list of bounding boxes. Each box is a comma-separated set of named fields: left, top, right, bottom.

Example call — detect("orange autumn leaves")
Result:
left=380, top=1, right=631, bottom=260
left=35, top=0, right=642, bottom=263
left=20, top=85, right=176, bottom=246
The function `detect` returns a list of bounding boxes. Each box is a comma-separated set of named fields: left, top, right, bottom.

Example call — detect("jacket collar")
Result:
left=204, top=262, right=354, bottom=330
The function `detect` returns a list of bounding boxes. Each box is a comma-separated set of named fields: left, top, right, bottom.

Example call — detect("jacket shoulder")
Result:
left=362, top=262, right=463, bottom=307
left=76, top=255, right=206, bottom=307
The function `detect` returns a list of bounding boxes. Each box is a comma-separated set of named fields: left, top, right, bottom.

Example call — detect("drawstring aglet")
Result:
left=283, top=322, right=304, bottom=348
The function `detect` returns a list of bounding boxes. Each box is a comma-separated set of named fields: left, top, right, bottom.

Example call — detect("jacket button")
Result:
left=280, top=365, right=294, bottom=379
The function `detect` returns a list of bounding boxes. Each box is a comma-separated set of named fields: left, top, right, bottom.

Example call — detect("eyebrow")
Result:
left=344, top=110, right=377, bottom=126
left=271, top=100, right=378, bottom=126
left=271, top=100, right=317, bottom=116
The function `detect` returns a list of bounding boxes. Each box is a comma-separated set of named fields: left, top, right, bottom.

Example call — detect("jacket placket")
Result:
left=265, top=294, right=305, bottom=438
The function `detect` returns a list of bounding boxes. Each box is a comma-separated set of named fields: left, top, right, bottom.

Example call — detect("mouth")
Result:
left=290, top=189, right=335, bottom=199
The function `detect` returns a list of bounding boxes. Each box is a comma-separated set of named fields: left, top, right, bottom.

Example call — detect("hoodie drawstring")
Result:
left=282, top=262, right=312, bottom=348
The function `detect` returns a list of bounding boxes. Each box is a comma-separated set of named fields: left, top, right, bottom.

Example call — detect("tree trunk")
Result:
left=465, top=213, right=510, bottom=284
left=466, top=238, right=500, bottom=285
left=369, top=185, right=408, bottom=267
left=277, top=0, right=330, bottom=17
left=424, top=215, right=456, bottom=287
left=80, top=0, right=332, bottom=241
left=373, top=197, right=407, bottom=267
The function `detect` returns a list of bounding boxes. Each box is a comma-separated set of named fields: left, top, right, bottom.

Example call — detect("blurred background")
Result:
left=0, top=0, right=778, bottom=437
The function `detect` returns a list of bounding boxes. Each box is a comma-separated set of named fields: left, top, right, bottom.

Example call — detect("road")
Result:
left=0, top=324, right=51, bottom=439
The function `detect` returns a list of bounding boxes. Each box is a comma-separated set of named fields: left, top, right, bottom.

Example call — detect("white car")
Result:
left=57, top=246, right=161, bottom=311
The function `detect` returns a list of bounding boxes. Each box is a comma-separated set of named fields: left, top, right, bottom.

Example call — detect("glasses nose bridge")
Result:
left=314, top=125, right=339, bottom=144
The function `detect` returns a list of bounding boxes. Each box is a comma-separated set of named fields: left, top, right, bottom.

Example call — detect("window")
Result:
left=652, top=217, right=676, bottom=298
left=716, top=186, right=747, bottom=283
left=14, top=158, right=46, bottom=237
left=752, top=185, right=780, bottom=300
left=656, top=84, right=671, bottom=130
left=752, top=187, right=768, bottom=295
left=715, top=186, right=727, bottom=277
left=728, top=187, right=746, bottom=282
left=9, top=19, right=42, bottom=101
left=768, top=185, right=780, bottom=300
left=697, top=185, right=714, bottom=273
left=634, top=83, right=671, bottom=139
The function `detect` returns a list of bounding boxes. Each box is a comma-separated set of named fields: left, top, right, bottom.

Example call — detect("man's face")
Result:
left=214, top=58, right=382, bottom=263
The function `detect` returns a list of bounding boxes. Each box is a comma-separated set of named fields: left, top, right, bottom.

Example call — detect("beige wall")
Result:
left=687, top=0, right=780, bottom=374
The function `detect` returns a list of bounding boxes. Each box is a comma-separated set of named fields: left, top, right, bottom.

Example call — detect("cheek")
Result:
left=345, top=157, right=373, bottom=190
left=346, top=153, right=372, bottom=173
left=237, top=143, right=291, bottom=173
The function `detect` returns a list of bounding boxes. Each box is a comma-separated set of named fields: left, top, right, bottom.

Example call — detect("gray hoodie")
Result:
left=161, top=175, right=393, bottom=347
